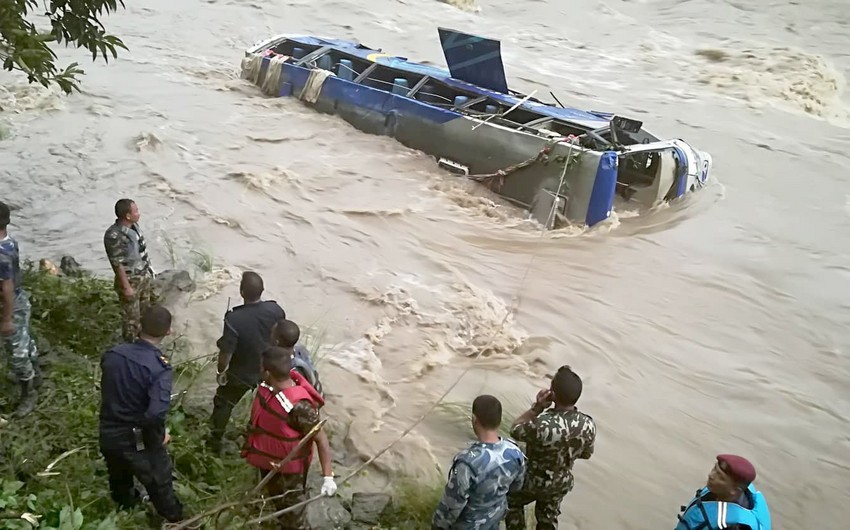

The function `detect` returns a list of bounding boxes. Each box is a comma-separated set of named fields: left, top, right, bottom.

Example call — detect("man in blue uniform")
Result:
left=98, top=305, right=184, bottom=523
left=207, top=271, right=285, bottom=454
left=676, top=454, right=771, bottom=530
left=432, top=395, right=526, bottom=529
left=0, top=201, right=40, bottom=418
left=271, top=318, right=323, bottom=397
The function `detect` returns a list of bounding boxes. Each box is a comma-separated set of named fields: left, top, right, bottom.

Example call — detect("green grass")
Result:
left=374, top=474, right=536, bottom=528
left=297, top=314, right=332, bottom=367
left=190, top=248, right=214, bottom=274
left=377, top=476, right=445, bottom=529
left=157, top=231, right=216, bottom=276
left=434, top=391, right=530, bottom=440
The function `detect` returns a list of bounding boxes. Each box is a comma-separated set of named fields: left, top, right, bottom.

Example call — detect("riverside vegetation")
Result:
left=0, top=260, right=450, bottom=529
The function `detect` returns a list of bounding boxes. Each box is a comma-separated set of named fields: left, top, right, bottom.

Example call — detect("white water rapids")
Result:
left=1, top=0, right=849, bottom=527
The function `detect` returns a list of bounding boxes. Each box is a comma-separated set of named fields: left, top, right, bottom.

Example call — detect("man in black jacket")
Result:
left=98, top=305, right=183, bottom=523
left=207, top=271, right=285, bottom=454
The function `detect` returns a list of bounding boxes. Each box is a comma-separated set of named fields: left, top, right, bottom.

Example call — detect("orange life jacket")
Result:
left=241, top=376, right=323, bottom=474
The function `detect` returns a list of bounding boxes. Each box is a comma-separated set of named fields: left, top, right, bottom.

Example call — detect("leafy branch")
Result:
left=0, top=0, right=128, bottom=95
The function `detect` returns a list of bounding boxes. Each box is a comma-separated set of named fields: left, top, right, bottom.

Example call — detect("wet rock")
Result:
left=38, top=259, right=59, bottom=276
left=350, top=492, right=390, bottom=524
left=154, top=269, right=195, bottom=292
left=152, top=269, right=195, bottom=304
left=305, top=496, right=351, bottom=529
left=327, top=418, right=367, bottom=468
left=59, top=256, right=83, bottom=276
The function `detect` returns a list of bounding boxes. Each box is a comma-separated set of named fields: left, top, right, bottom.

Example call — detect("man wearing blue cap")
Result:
left=676, top=454, right=771, bottom=530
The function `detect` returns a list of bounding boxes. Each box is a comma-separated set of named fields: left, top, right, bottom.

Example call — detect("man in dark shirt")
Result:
left=98, top=305, right=183, bottom=523
left=207, top=271, right=285, bottom=454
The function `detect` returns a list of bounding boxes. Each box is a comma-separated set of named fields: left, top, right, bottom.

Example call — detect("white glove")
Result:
left=321, top=476, right=337, bottom=497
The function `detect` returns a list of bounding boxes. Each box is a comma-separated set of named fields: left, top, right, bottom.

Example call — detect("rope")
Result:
left=546, top=139, right=577, bottom=227
left=245, top=140, right=575, bottom=527
left=466, top=143, right=554, bottom=188
left=465, top=136, right=572, bottom=193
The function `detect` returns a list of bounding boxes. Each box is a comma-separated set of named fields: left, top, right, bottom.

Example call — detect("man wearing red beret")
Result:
left=676, top=454, right=771, bottom=529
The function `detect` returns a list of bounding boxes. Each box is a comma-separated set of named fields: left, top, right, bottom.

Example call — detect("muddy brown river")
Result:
left=1, top=0, right=848, bottom=527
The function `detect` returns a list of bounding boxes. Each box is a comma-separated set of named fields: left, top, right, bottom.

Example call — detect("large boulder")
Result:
left=59, top=256, right=83, bottom=277
left=38, top=259, right=59, bottom=276
left=152, top=269, right=195, bottom=304
left=305, top=496, right=352, bottom=529
left=350, top=492, right=391, bottom=525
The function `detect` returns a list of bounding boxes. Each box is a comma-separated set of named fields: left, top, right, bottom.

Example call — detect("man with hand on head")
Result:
left=505, top=365, right=596, bottom=530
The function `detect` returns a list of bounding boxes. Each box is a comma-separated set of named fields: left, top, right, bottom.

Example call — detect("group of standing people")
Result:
left=431, top=366, right=595, bottom=530
left=429, top=368, right=771, bottom=530
left=1, top=197, right=773, bottom=529
left=98, top=198, right=335, bottom=526
left=1, top=198, right=333, bottom=526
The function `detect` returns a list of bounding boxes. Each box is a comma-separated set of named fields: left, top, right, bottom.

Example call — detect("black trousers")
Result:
left=99, top=427, right=183, bottom=522
left=209, top=376, right=254, bottom=442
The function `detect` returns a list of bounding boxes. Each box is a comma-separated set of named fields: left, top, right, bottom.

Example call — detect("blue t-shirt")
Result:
left=0, top=235, right=22, bottom=293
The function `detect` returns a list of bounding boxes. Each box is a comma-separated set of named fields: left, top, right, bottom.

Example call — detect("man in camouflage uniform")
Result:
left=0, top=201, right=40, bottom=417
left=432, top=395, right=526, bottom=530
left=104, top=199, right=156, bottom=342
left=505, top=365, right=596, bottom=530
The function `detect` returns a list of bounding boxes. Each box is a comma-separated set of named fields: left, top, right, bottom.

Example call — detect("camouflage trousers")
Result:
left=115, top=273, right=157, bottom=342
left=258, top=469, right=308, bottom=529
left=505, top=488, right=565, bottom=530
left=1, top=291, right=39, bottom=381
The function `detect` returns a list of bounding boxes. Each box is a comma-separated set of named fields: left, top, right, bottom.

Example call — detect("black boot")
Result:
left=33, top=361, right=43, bottom=389
left=205, top=433, right=223, bottom=455
left=13, top=379, right=37, bottom=418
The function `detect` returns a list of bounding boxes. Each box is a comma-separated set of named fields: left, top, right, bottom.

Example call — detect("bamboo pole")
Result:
left=164, top=419, right=326, bottom=530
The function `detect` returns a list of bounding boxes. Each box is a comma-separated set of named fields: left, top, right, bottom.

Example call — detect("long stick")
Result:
left=164, top=419, right=326, bottom=530
left=250, top=419, right=326, bottom=495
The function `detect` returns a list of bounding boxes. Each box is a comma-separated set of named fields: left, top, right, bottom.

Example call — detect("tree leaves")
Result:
left=0, top=0, right=127, bottom=93
left=55, top=506, right=84, bottom=530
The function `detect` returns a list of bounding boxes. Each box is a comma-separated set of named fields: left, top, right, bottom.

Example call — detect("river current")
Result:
left=1, top=0, right=848, bottom=527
